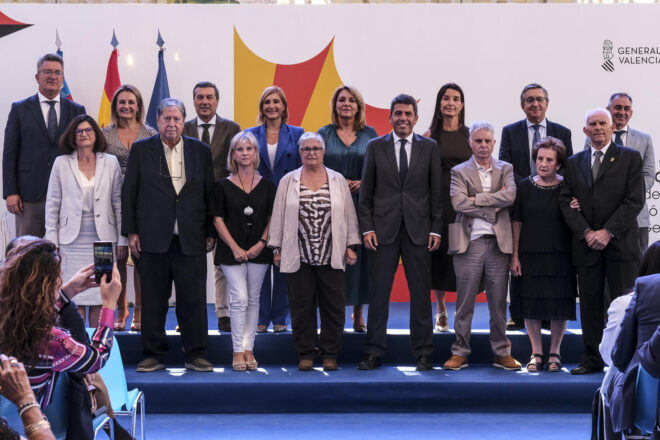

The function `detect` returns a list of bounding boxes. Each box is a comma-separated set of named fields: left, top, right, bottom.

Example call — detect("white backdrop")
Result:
left=0, top=4, right=659, bottom=298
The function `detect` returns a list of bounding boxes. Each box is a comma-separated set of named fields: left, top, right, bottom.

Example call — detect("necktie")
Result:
left=47, top=101, right=57, bottom=141
left=614, top=130, right=624, bottom=146
left=399, top=138, right=408, bottom=184
left=201, top=124, right=211, bottom=146
left=531, top=124, right=540, bottom=176
left=592, top=150, right=603, bottom=182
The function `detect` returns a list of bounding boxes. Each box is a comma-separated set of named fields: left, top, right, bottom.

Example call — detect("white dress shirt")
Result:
left=163, top=138, right=186, bottom=235
left=470, top=157, right=496, bottom=240
left=612, top=125, right=628, bottom=145
left=526, top=118, right=547, bottom=150
left=38, top=91, right=60, bottom=126
left=591, top=142, right=611, bottom=166
left=196, top=116, right=216, bottom=141
left=391, top=131, right=413, bottom=169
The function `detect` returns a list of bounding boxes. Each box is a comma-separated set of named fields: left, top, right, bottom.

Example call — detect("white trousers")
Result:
left=221, top=262, right=269, bottom=352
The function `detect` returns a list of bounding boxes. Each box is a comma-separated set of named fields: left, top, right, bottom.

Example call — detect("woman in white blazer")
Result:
left=45, top=115, right=127, bottom=327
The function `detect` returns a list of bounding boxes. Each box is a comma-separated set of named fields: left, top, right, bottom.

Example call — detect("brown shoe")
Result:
left=322, top=359, right=337, bottom=371
left=443, top=355, right=469, bottom=370
left=298, top=359, right=314, bottom=371
left=218, top=317, right=231, bottom=333
left=493, top=355, right=522, bottom=371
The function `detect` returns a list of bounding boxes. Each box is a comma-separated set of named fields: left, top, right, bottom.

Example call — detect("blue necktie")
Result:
left=614, top=130, right=624, bottom=146
left=399, top=139, right=408, bottom=184
left=47, top=101, right=57, bottom=141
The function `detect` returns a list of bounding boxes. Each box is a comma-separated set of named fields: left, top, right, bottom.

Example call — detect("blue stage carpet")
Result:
left=129, top=412, right=592, bottom=440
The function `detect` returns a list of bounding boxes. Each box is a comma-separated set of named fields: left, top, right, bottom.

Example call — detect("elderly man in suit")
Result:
left=584, top=93, right=655, bottom=253
left=3, top=53, right=85, bottom=237
left=122, top=98, right=216, bottom=373
left=444, top=121, right=521, bottom=371
left=183, top=81, right=240, bottom=333
left=357, top=94, right=442, bottom=371
left=559, top=108, right=644, bottom=375
left=499, top=83, right=573, bottom=331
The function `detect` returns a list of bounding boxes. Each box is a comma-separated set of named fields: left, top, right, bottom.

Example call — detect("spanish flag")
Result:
left=98, top=31, right=121, bottom=128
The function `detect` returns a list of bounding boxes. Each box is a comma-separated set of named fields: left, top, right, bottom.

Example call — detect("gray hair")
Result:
left=227, top=131, right=260, bottom=174
left=37, top=53, right=63, bottom=72
left=469, top=121, right=495, bottom=139
left=520, top=83, right=549, bottom=106
left=584, top=108, right=612, bottom=126
left=298, top=132, right=326, bottom=150
left=157, top=98, right=186, bottom=119
left=608, top=92, right=633, bottom=105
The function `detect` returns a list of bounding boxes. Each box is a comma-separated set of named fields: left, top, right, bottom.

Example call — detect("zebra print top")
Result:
left=298, top=181, right=332, bottom=266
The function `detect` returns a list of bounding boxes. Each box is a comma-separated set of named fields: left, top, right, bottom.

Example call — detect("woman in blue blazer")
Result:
left=246, top=86, right=303, bottom=332
left=45, top=115, right=127, bottom=327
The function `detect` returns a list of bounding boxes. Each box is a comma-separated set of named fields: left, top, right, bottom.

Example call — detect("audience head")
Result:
left=227, top=131, right=260, bottom=174
left=258, top=86, right=288, bottom=124
left=430, top=83, right=465, bottom=134
left=583, top=108, right=614, bottom=149
left=639, top=241, right=660, bottom=277
left=331, top=85, right=366, bottom=131
left=389, top=94, right=418, bottom=138
left=35, top=53, right=64, bottom=100
left=606, top=93, right=633, bottom=130
left=193, top=81, right=220, bottom=123
left=298, top=132, right=326, bottom=168
left=157, top=98, right=186, bottom=147
left=520, top=83, right=549, bottom=125
left=0, top=238, right=60, bottom=365
left=111, top=84, right=146, bottom=126
left=532, top=136, right=567, bottom=174
left=468, top=121, right=496, bottom=163
left=59, top=114, right=107, bottom=154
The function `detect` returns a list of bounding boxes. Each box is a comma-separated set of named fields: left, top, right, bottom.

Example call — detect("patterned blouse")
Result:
left=28, top=290, right=114, bottom=408
left=103, top=123, right=157, bottom=175
left=298, top=181, right=332, bottom=266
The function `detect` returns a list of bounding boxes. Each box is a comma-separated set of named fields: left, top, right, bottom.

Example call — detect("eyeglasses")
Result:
left=75, top=127, right=95, bottom=136
left=39, top=69, right=64, bottom=77
left=299, top=147, right=323, bottom=154
left=524, top=97, right=546, bottom=104
left=159, top=155, right=183, bottom=180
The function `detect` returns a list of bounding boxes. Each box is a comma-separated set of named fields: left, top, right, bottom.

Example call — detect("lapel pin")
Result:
left=610, top=157, right=615, bottom=162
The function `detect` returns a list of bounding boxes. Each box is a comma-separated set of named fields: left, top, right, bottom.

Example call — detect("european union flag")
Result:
left=146, top=32, right=170, bottom=129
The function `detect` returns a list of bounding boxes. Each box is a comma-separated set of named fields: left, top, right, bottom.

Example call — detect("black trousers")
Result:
left=365, top=223, right=433, bottom=358
left=137, top=236, right=208, bottom=361
left=286, top=263, right=345, bottom=360
left=577, top=257, right=639, bottom=368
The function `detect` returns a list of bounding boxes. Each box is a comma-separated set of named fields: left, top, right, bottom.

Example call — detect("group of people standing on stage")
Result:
left=1, top=52, right=655, bottom=377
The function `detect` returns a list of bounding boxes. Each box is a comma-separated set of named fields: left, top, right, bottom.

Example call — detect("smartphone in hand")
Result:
left=93, top=241, right=114, bottom=284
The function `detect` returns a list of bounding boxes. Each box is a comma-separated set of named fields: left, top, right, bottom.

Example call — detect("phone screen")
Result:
left=93, top=241, right=114, bottom=284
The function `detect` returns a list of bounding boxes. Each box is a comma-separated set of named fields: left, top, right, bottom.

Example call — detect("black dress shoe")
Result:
left=358, top=353, right=381, bottom=370
left=416, top=354, right=433, bottom=371
left=570, top=364, right=603, bottom=375
left=506, top=318, right=525, bottom=331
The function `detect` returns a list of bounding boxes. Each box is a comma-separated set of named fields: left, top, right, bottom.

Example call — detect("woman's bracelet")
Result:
left=18, top=401, right=39, bottom=417
left=24, top=420, right=51, bottom=435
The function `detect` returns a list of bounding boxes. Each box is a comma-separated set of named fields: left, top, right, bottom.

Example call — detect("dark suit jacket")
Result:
left=121, top=134, right=215, bottom=255
left=640, top=324, right=660, bottom=379
left=3, top=93, right=85, bottom=201
left=246, top=123, right=303, bottom=185
left=183, top=115, right=240, bottom=181
left=499, top=119, right=573, bottom=184
left=358, top=132, right=443, bottom=246
left=609, top=273, right=660, bottom=432
left=559, top=142, right=644, bottom=266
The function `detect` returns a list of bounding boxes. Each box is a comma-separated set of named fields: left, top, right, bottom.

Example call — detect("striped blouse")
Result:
left=28, top=290, right=114, bottom=408
left=298, top=181, right=332, bottom=266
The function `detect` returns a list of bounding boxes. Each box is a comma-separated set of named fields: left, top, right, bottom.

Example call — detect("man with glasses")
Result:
left=3, top=53, right=85, bottom=237
left=122, top=98, right=216, bottom=373
left=499, top=83, right=573, bottom=331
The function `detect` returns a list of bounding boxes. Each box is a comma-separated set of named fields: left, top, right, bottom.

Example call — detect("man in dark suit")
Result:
left=3, top=53, right=85, bottom=237
left=499, top=83, right=573, bottom=331
left=122, top=98, right=216, bottom=373
left=559, top=108, right=644, bottom=375
left=357, top=94, right=442, bottom=371
left=183, top=81, right=240, bottom=333
left=584, top=93, right=655, bottom=253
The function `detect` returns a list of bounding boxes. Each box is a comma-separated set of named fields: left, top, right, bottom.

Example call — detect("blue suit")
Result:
left=246, top=123, right=303, bottom=327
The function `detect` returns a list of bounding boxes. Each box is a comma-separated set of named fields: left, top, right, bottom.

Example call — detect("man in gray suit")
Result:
left=183, top=81, right=240, bottom=332
left=584, top=93, right=655, bottom=252
left=444, top=121, right=521, bottom=371
left=357, top=94, right=442, bottom=371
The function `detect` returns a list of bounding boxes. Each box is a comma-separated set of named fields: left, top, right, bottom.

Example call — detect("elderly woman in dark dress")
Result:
left=319, top=85, right=377, bottom=332
left=423, top=83, right=472, bottom=332
left=509, top=137, right=576, bottom=372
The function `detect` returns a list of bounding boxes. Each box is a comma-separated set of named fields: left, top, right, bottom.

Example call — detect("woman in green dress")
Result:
left=319, top=85, right=377, bottom=332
